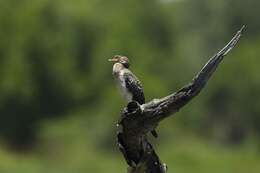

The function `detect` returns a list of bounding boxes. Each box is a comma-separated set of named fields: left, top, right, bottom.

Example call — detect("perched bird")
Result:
left=109, top=55, right=158, bottom=138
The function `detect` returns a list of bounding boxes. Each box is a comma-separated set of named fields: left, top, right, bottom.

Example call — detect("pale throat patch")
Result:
left=112, top=63, right=124, bottom=75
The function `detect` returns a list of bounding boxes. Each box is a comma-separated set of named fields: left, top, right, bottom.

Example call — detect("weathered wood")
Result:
left=117, top=26, right=245, bottom=173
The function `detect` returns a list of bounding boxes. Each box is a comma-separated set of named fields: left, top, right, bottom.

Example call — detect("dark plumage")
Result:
left=124, top=72, right=145, bottom=104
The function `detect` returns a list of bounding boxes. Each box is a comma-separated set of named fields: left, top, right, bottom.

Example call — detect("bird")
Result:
left=109, top=55, right=158, bottom=138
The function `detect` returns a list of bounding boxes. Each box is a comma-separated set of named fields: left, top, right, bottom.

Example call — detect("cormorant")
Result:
left=109, top=55, right=158, bottom=138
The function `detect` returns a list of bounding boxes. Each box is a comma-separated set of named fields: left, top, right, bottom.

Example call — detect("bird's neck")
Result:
left=113, top=63, right=126, bottom=75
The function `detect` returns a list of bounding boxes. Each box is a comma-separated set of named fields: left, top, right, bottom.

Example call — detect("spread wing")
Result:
left=124, top=71, right=145, bottom=104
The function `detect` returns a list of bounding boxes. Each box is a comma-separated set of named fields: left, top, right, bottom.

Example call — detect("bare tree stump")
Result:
left=116, top=26, right=245, bottom=173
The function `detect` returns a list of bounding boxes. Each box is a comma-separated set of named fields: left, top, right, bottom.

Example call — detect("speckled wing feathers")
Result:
left=124, top=71, right=145, bottom=105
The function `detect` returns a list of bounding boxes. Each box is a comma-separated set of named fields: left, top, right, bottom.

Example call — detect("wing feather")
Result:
left=124, top=71, right=145, bottom=104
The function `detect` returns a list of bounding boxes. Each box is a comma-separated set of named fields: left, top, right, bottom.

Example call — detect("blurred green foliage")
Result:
left=0, top=0, right=260, bottom=172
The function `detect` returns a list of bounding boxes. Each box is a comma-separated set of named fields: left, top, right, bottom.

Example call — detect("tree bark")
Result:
left=117, top=26, right=245, bottom=173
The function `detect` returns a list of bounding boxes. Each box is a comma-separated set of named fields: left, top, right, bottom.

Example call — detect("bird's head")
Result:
left=108, top=55, right=130, bottom=68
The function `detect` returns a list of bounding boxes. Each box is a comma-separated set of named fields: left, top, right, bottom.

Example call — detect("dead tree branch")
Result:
left=117, top=26, right=245, bottom=173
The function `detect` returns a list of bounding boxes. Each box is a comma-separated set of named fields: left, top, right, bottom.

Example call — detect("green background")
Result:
left=0, top=0, right=259, bottom=172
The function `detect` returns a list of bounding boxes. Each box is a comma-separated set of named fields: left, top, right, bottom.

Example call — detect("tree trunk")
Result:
left=117, top=26, right=245, bottom=173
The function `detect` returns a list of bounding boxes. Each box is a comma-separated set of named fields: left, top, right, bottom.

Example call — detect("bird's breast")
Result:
left=116, top=72, right=132, bottom=102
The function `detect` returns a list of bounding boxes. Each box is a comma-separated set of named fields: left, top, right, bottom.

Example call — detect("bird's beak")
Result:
left=108, top=58, right=118, bottom=62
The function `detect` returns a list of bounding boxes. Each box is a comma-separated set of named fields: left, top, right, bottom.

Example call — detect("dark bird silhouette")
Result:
left=109, top=55, right=158, bottom=138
